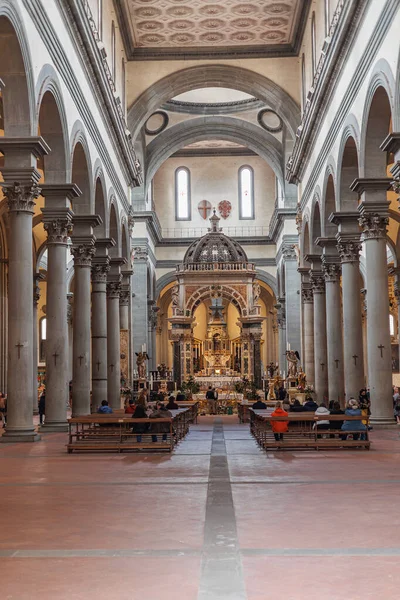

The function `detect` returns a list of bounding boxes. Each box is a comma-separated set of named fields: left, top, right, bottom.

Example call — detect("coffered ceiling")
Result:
left=116, top=0, right=311, bottom=60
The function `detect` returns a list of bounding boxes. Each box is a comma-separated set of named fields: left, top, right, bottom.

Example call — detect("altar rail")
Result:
left=176, top=262, right=255, bottom=273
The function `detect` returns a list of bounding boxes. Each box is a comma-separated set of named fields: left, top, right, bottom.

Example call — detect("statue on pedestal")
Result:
left=135, top=351, right=149, bottom=379
left=286, top=350, right=300, bottom=378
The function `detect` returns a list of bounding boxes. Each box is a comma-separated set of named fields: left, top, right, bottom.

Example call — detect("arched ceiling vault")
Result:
left=145, top=116, right=284, bottom=195
left=128, top=65, right=300, bottom=143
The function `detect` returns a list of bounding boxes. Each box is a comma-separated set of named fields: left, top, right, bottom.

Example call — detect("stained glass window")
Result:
left=175, top=167, right=191, bottom=220
left=239, top=166, right=254, bottom=220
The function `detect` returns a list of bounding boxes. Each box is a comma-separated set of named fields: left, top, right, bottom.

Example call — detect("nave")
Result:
left=1, top=417, right=400, bottom=599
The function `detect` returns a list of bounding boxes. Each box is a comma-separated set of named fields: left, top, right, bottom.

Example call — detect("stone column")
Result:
left=132, top=245, right=149, bottom=355
left=353, top=178, right=393, bottom=423
left=107, top=257, right=126, bottom=410
left=32, top=274, right=44, bottom=415
left=70, top=215, right=101, bottom=416
left=282, top=245, right=301, bottom=354
left=275, top=299, right=286, bottom=375
left=323, top=260, right=345, bottom=405
left=148, top=302, right=160, bottom=371
left=337, top=238, right=365, bottom=401
left=0, top=138, right=50, bottom=441
left=301, top=286, right=315, bottom=386
left=91, top=239, right=113, bottom=412
left=311, top=273, right=328, bottom=403
left=41, top=186, right=78, bottom=431
left=119, top=285, right=130, bottom=330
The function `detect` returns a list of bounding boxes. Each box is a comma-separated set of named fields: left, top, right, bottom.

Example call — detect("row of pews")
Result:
left=67, top=402, right=198, bottom=454
left=249, top=409, right=371, bottom=451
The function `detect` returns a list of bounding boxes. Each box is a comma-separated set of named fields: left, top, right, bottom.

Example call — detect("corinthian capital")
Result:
left=359, top=213, right=388, bottom=240
left=323, top=262, right=341, bottom=283
left=106, top=281, right=121, bottom=298
left=71, top=243, right=96, bottom=267
left=301, top=288, right=313, bottom=303
left=310, top=274, right=325, bottom=293
left=91, top=262, right=110, bottom=283
left=337, top=241, right=362, bottom=263
left=44, top=217, right=73, bottom=244
left=2, top=181, right=41, bottom=213
left=119, top=289, right=130, bottom=306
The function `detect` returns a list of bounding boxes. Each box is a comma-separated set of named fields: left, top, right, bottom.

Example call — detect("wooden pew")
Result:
left=67, top=407, right=192, bottom=454
left=250, top=410, right=371, bottom=451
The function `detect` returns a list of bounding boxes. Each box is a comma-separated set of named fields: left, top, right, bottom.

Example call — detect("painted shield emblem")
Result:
left=218, top=200, right=232, bottom=219
left=198, top=199, right=212, bottom=220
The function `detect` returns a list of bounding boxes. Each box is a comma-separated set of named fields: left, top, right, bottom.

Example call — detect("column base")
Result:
left=40, top=421, right=68, bottom=433
left=370, top=416, right=397, bottom=428
left=0, top=429, right=41, bottom=443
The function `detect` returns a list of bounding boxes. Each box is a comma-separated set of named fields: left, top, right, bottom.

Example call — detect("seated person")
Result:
left=329, top=401, right=345, bottom=429
left=150, top=401, right=173, bottom=442
left=290, top=398, right=305, bottom=412
left=314, top=402, right=330, bottom=434
left=270, top=401, right=289, bottom=442
left=282, top=399, right=291, bottom=413
left=303, top=397, right=318, bottom=412
left=97, top=400, right=113, bottom=414
left=125, top=399, right=136, bottom=414
left=252, top=396, right=267, bottom=410
left=166, top=395, right=179, bottom=410
left=341, top=398, right=367, bottom=440
left=131, top=403, right=148, bottom=442
left=176, top=390, right=186, bottom=402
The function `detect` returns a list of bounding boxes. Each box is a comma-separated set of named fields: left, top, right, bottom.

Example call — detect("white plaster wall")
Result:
left=153, top=155, right=276, bottom=231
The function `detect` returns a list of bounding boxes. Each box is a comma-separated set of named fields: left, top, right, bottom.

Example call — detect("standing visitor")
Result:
left=38, top=390, right=46, bottom=425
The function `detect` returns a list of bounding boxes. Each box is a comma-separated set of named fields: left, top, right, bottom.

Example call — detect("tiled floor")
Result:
left=1, top=416, right=400, bottom=599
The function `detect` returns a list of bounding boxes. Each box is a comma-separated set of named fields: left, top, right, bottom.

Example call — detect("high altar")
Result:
left=169, top=211, right=265, bottom=388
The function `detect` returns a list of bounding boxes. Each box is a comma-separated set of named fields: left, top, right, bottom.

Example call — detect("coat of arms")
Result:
left=218, top=200, right=232, bottom=219
left=198, top=199, right=212, bottom=220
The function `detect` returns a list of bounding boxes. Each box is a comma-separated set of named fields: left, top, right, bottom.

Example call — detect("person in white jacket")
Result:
left=314, top=402, right=330, bottom=433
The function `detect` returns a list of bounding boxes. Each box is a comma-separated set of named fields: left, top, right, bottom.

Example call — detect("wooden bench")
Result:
left=67, top=407, right=192, bottom=453
left=250, top=410, right=371, bottom=451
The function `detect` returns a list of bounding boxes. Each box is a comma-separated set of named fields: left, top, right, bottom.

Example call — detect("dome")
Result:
left=183, top=210, right=248, bottom=264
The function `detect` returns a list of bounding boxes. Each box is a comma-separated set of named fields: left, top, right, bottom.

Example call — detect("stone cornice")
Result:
left=268, top=208, right=297, bottom=242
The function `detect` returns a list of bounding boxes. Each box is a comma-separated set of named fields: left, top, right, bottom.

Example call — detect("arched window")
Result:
left=111, top=21, right=116, bottom=88
left=301, top=53, right=306, bottom=110
left=39, top=317, right=47, bottom=363
left=175, top=167, right=191, bottom=221
left=97, top=0, right=103, bottom=39
left=239, top=165, right=255, bottom=220
left=325, top=0, right=330, bottom=35
left=390, top=313, right=395, bottom=336
left=311, top=12, right=316, bottom=76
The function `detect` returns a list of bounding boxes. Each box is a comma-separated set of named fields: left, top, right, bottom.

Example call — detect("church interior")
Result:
left=1, top=0, right=400, bottom=598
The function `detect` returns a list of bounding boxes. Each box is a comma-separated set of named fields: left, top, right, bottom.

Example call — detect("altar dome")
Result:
left=183, top=210, right=248, bottom=264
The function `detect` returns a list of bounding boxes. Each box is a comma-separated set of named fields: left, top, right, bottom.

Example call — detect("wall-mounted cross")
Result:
left=334, top=359, right=339, bottom=369
left=52, top=352, right=59, bottom=367
left=378, top=344, right=385, bottom=358
left=110, top=364, right=114, bottom=372
left=15, top=342, right=23, bottom=359
left=96, top=360, right=101, bottom=372
left=78, top=355, right=84, bottom=366
left=352, top=354, right=358, bottom=366
left=320, top=362, right=325, bottom=372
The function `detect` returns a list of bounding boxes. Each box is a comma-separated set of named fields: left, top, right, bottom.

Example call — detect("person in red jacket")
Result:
left=125, top=399, right=136, bottom=414
left=270, top=401, right=289, bottom=441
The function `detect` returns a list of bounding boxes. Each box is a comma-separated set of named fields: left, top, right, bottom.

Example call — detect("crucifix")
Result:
left=96, top=360, right=101, bottom=372
left=334, top=359, right=339, bottom=369
left=15, top=342, right=23, bottom=359
left=352, top=354, right=358, bottom=366
left=52, top=352, right=59, bottom=367
left=378, top=344, right=385, bottom=358
left=78, top=355, right=84, bottom=366
left=110, top=364, right=114, bottom=372
left=320, top=362, right=325, bottom=372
